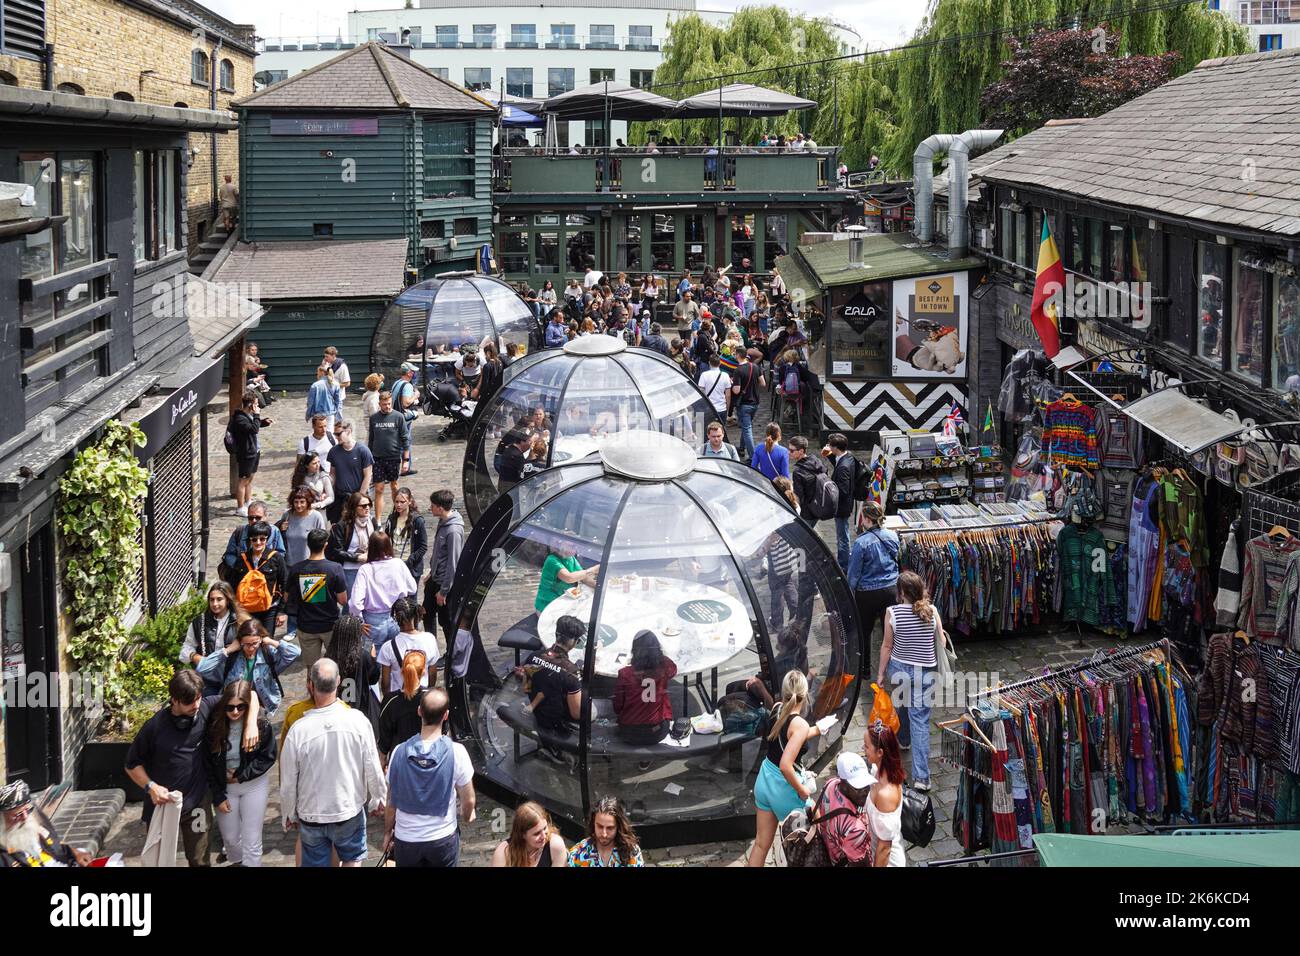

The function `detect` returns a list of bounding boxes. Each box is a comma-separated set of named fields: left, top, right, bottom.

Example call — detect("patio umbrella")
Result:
left=480, top=90, right=544, bottom=126
left=674, top=83, right=817, bottom=118
left=542, top=81, right=680, bottom=121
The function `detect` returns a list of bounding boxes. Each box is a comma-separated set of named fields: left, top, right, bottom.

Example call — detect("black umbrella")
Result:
left=542, top=80, right=680, bottom=121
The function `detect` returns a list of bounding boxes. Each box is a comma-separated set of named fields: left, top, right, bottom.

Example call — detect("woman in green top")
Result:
left=535, top=543, right=600, bottom=613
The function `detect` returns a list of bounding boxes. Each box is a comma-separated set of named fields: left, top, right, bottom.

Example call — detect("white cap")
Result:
left=836, top=752, right=876, bottom=790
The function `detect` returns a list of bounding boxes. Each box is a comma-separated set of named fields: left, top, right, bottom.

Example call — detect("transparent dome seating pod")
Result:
left=370, top=273, right=538, bottom=388
left=446, top=432, right=865, bottom=846
left=463, top=336, right=725, bottom=523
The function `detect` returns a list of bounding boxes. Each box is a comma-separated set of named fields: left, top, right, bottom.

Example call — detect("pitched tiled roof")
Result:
left=210, top=239, right=411, bottom=300
left=786, top=232, right=984, bottom=291
left=234, top=42, right=496, bottom=114
left=971, top=48, right=1300, bottom=237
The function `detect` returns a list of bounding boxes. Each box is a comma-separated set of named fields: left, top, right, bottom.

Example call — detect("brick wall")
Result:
left=0, top=0, right=255, bottom=249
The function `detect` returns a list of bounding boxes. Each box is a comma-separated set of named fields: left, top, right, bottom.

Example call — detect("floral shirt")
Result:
left=565, top=838, right=644, bottom=867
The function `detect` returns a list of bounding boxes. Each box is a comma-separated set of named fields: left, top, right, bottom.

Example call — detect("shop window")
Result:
left=651, top=214, right=675, bottom=273
left=1105, top=224, right=1127, bottom=282
left=1272, top=273, right=1300, bottom=390
left=830, top=281, right=891, bottom=378
left=1029, top=209, right=1043, bottom=266
left=535, top=232, right=559, bottom=273
left=566, top=230, right=595, bottom=272
left=423, top=120, right=475, bottom=200
left=1014, top=210, right=1030, bottom=270
left=1197, top=241, right=1228, bottom=362
left=616, top=215, right=641, bottom=272
left=999, top=206, right=1016, bottom=272
left=500, top=231, right=528, bottom=273
left=1127, top=227, right=1149, bottom=283
left=1068, top=216, right=1086, bottom=274
left=1232, top=251, right=1266, bottom=381
left=134, top=150, right=180, bottom=262
left=684, top=214, right=707, bottom=271
left=730, top=213, right=755, bottom=272
left=763, top=215, right=788, bottom=272
left=19, top=152, right=105, bottom=414
left=1087, top=220, right=1103, bottom=279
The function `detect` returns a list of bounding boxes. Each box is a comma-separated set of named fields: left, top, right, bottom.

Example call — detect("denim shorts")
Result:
left=299, top=811, right=367, bottom=866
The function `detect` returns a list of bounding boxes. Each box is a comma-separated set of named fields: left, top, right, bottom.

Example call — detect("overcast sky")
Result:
left=204, top=0, right=926, bottom=49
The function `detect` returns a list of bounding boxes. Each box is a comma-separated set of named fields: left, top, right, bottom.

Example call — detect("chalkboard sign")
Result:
left=270, top=117, right=380, bottom=136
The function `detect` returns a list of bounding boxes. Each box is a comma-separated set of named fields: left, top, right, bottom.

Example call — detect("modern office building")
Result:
left=255, top=0, right=863, bottom=146
left=1212, top=0, right=1300, bottom=50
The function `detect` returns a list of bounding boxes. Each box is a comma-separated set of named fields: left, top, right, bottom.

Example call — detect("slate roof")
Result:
left=186, top=276, right=265, bottom=357
left=234, top=42, right=497, bottom=114
left=932, top=120, right=1087, bottom=198
left=784, top=231, right=984, bottom=292
left=970, top=47, right=1300, bottom=237
left=210, top=239, right=411, bottom=300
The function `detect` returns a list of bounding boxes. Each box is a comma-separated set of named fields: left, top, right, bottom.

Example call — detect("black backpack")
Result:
left=850, top=455, right=873, bottom=501
left=806, top=468, right=840, bottom=520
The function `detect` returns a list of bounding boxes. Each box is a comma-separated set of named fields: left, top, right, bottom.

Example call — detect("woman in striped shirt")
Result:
left=876, top=571, right=950, bottom=792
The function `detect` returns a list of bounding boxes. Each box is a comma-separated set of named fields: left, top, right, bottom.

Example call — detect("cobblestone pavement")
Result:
left=101, top=384, right=1132, bottom=867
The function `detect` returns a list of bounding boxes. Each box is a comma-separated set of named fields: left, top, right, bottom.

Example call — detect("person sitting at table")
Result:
left=744, top=621, right=811, bottom=709
left=535, top=542, right=599, bottom=614
left=521, top=615, right=586, bottom=764
left=495, top=431, right=531, bottom=489
left=515, top=405, right=553, bottom=443
left=523, top=436, right=550, bottom=478
left=557, top=400, right=594, bottom=438
left=612, top=630, right=679, bottom=745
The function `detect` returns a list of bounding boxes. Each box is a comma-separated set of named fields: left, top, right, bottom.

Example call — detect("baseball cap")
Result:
left=400, top=362, right=418, bottom=373
left=836, top=752, right=876, bottom=790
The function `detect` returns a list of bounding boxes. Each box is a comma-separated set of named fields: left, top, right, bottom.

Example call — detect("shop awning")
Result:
left=542, top=82, right=681, bottom=121
left=1033, top=831, right=1300, bottom=867
left=1119, top=388, right=1249, bottom=455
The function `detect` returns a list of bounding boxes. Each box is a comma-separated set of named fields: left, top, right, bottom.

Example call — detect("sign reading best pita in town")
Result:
left=892, top=271, right=968, bottom=379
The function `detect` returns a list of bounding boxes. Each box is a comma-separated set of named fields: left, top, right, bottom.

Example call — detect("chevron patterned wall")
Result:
left=822, top=381, right=970, bottom=434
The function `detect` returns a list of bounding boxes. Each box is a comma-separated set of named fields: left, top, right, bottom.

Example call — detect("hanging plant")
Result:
left=57, top=419, right=150, bottom=709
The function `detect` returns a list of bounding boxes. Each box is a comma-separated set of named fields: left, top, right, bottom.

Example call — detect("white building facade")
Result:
left=255, top=0, right=862, bottom=145
left=1212, top=0, right=1300, bottom=50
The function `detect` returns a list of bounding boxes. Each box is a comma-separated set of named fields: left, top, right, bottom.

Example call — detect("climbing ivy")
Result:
left=57, top=420, right=150, bottom=709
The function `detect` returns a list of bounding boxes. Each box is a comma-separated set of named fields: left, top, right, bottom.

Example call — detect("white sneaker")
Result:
left=235, top=506, right=249, bottom=517
left=913, top=780, right=931, bottom=793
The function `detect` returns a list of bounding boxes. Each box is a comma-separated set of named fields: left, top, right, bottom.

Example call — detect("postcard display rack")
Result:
left=879, top=428, right=972, bottom=509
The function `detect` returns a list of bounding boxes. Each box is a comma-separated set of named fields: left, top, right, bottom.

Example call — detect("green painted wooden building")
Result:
left=493, top=148, right=861, bottom=291
left=216, top=43, right=498, bottom=382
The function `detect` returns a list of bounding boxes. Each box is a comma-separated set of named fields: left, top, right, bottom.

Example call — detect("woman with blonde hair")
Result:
left=490, top=801, right=568, bottom=867
left=876, top=570, right=948, bottom=792
left=746, top=669, right=835, bottom=866
left=361, top=372, right=385, bottom=420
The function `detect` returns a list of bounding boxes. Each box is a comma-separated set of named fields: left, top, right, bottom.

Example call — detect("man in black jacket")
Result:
left=789, top=436, right=828, bottom=528
left=228, top=389, right=273, bottom=517
left=825, top=432, right=859, bottom=571
left=640, top=322, right=672, bottom=356
left=495, top=430, right=530, bottom=490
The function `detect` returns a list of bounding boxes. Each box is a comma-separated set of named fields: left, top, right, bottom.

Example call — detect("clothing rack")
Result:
left=893, top=515, right=1059, bottom=535
left=968, top=637, right=1174, bottom=703
left=1243, top=488, right=1300, bottom=543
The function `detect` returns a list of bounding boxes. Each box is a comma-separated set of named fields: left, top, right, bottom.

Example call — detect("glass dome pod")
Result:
left=461, top=336, right=725, bottom=523
left=369, top=272, right=538, bottom=388
left=446, top=431, right=864, bottom=847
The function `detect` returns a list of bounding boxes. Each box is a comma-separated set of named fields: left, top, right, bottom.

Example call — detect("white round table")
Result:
left=551, top=433, right=605, bottom=464
left=536, top=575, right=752, bottom=678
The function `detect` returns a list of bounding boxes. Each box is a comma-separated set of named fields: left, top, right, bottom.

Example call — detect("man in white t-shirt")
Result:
left=382, top=688, right=475, bottom=867
left=583, top=260, right=604, bottom=290
left=322, top=346, right=351, bottom=406
left=697, top=354, right=731, bottom=419
left=301, top=414, right=337, bottom=474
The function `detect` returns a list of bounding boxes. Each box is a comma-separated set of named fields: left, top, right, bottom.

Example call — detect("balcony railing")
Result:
left=493, top=146, right=840, bottom=195
left=257, top=33, right=660, bottom=53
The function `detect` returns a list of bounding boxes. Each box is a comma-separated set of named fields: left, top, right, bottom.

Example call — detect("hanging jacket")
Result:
left=1214, top=520, right=1241, bottom=629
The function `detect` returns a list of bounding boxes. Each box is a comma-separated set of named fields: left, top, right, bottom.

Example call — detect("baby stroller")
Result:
left=425, top=377, right=475, bottom=442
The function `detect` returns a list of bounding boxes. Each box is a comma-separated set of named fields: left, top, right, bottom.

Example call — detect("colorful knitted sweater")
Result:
left=1043, top=399, right=1099, bottom=469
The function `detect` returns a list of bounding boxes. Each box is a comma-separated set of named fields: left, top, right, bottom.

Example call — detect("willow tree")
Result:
left=634, top=7, right=841, bottom=145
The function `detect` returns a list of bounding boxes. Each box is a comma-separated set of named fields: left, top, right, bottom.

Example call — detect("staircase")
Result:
left=188, top=224, right=231, bottom=277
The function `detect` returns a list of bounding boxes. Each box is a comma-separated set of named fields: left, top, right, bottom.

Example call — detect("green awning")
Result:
left=774, top=251, right=822, bottom=302
left=1032, top=831, right=1300, bottom=867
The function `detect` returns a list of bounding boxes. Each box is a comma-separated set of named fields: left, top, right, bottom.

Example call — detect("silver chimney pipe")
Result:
left=912, top=129, right=1004, bottom=257
left=948, top=129, right=1003, bottom=258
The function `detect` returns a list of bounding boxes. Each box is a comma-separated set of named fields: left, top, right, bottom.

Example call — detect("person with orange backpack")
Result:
left=228, top=521, right=289, bottom=638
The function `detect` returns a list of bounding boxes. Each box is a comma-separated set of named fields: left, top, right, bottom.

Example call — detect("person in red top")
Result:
left=612, top=630, right=678, bottom=745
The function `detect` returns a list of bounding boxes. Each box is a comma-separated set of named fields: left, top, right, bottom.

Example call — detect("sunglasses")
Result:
left=356, top=502, right=372, bottom=509
left=226, top=703, right=247, bottom=714
left=250, top=536, right=268, bottom=543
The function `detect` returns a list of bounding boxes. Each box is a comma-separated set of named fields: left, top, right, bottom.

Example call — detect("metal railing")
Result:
left=258, top=33, right=659, bottom=53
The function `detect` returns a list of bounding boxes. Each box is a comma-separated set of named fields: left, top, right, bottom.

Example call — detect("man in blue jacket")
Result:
left=221, top=500, right=285, bottom=580
left=544, top=309, right=567, bottom=348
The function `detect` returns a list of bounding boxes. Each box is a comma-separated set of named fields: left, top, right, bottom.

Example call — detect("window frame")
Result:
left=191, top=49, right=209, bottom=86
left=134, top=148, right=183, bottom=263
left=548, top=67, right=575, bottom=97
left=219, top=58, right=235, bottom=92
left=506, top=67, right=533, bottom=98
left=463, top=67, right=491, bottom=92
left=422, top=119, right=476, bottom=201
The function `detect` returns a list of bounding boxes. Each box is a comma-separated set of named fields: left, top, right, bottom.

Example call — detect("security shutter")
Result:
left=150, top=422, right=200, bottom=608
left=1, top=0, right=46, bottom=59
